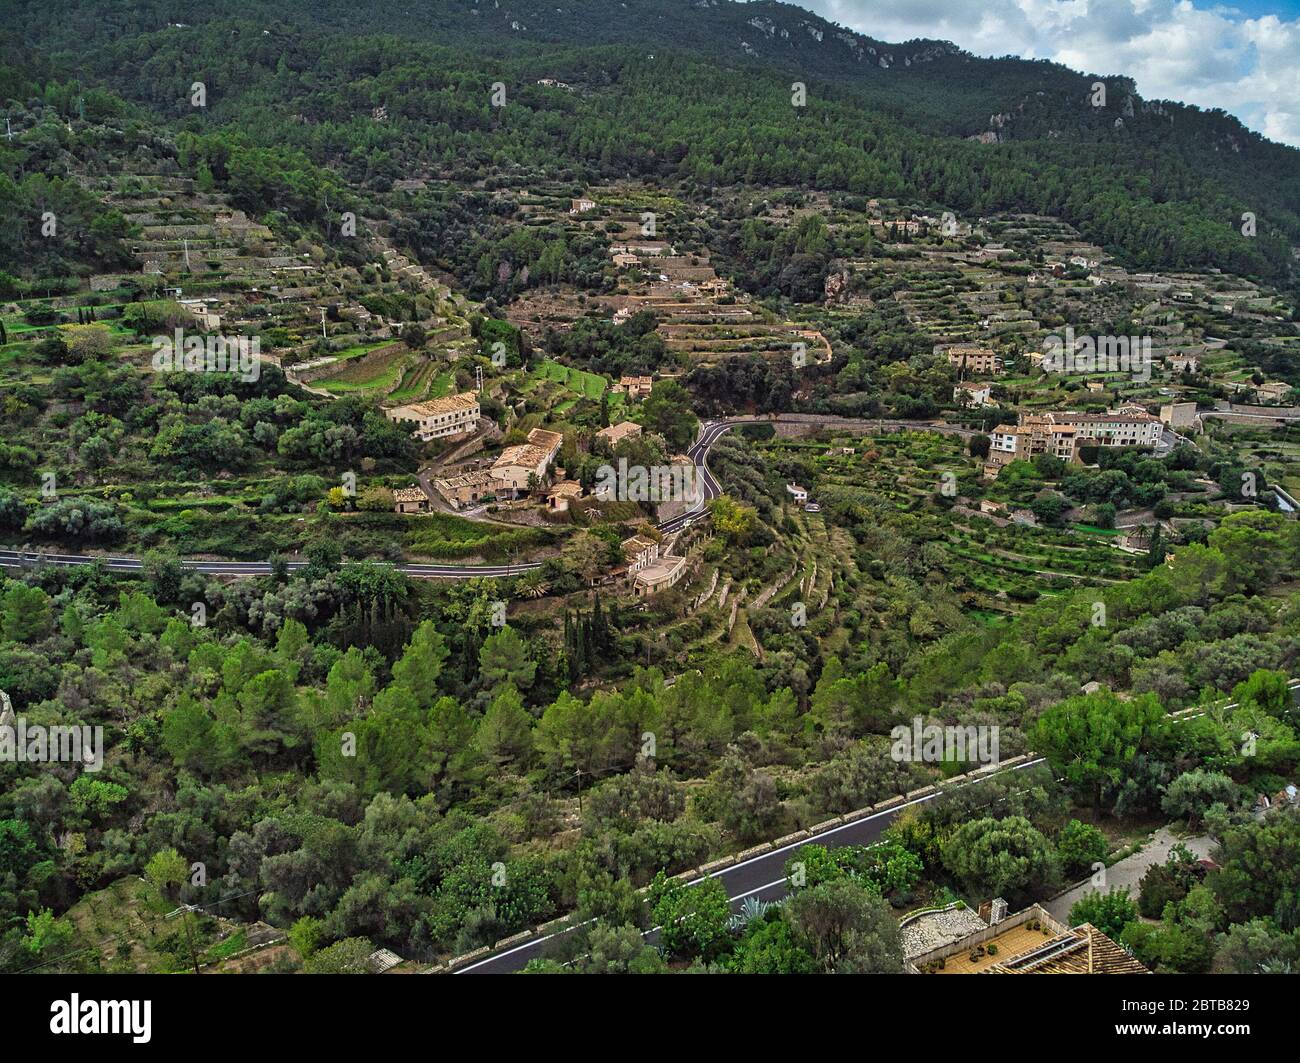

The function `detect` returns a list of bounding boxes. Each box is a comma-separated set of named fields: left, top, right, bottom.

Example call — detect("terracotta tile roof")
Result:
left=596, top=421, right=642, bottom=444
left=985, top=925, right=1150, bottom=975
left=527, top=427, right=564, bottom=453
left=493, top=444, right=551, bottom=471
left=403, top=391, right=479, bottom=416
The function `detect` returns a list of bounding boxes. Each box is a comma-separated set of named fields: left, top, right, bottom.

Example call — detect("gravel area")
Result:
left=901, top=906, right=989, bottom=958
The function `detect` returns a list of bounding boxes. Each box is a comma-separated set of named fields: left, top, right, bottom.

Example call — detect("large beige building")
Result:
left=987, top=421, right=1080, bottom=470
left=1039, top=406, right=1162, bottom=447
left=385, top=392, right=480, bottom=441
left=492, top=444, right=554, bottom=496
left=480, top=427, right=564, bottom=499
left=987, top=406, right=1163, bottom=472
left=943, top=345, right=1002, bottom=376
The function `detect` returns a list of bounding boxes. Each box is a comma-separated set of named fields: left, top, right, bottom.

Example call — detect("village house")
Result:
left=785, top=483, right=808, bottom=503
left=612, top=375, right=654, bottom=399
left=491, top=444, right=554, bottom=497
left=611, top=252, right=640, bottom=268
left=622, top=535, right=660, bottom=575
left=871, top=218, right=923, bottom=237
left=1167, top=354, right=1200, bottom=374
left=1256, top=381, right=1294, bottom=403
left=431, top=469, right=504, bottom=509
left=569, top=197, right=596, bottom=214
left=609, top=242, right=670, bottom=256
left=179, top=298, right=221, bottom=330
left=546, top=480, right=584, bottom=512
left=384, top=392, right=480, bottom=441
left=634, top=554, right=688, bottom=597
left=953, top=380, right=993, bottom=406
left=595, top=420, right=643, bottom=448
left=905, top=902, right=1149, bottom=975
left=392, top=486, right=430, bottom=514
left=942, top=345, right=1002, bottom=376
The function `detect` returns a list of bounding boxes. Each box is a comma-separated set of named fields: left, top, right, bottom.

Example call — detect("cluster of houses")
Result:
left=384, top=403, right=692, bottom=597
left=985, top=406, right=1164, bottom=476
left=424, top=425, right=566, bottom=508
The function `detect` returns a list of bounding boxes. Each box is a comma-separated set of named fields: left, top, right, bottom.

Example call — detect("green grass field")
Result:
left=317, top=347, right=409, bottom=395
left=388, top=361, right=453, bottom=404
left=535, top=358, right=610, bottom=399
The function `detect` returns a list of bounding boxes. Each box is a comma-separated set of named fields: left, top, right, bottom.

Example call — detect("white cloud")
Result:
left=800, top=0, right=1300, bottom=146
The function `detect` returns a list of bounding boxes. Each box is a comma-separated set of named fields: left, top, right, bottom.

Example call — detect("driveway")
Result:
left=1045, top=826, right=1213, bottom=924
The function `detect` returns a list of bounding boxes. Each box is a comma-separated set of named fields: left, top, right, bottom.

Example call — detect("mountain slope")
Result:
left=3, top=0, right=1298, bottom=286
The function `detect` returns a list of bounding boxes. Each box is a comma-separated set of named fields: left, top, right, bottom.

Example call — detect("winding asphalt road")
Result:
left=1, top=415, right=963, bottom=578
left=453, top=678, right=1300, bottom=973
left=454, top=757, right=1048, bottom=973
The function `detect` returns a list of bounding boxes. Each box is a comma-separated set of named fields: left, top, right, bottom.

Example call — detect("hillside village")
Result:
left=3, top=0, right=1300, bottom=995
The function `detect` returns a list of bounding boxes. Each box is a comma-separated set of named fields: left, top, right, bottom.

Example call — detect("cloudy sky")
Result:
left=791, top=0, right=1300, bottom=147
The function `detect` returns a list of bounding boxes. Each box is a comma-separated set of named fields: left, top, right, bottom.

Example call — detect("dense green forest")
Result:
left=2, top=0, right=1300, bottom=980
left=3, top=510, right=1300, bottom=972
left=5, top=1, right=1298, bottom=287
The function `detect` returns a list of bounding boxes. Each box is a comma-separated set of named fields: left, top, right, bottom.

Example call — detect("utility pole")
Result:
left=182, top=238, right=191, bottom=272
left=475, top=364, right=483, bottom=393
left=168, top=904, right=202, bottom=975
left=4, top=118, right=13, bottom=141
left=320, top=307, right=327, bottom=339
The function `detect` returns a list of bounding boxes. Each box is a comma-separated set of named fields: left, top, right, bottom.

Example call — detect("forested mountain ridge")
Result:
left=5, top=0, right=1298, bottom=287
left=13, top=0, right=1296, bottom=148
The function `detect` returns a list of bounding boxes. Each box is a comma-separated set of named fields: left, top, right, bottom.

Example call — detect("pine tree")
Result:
left=591, top=592, right=609, bottom=651
left=573, top=613, right=587, bottom=678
